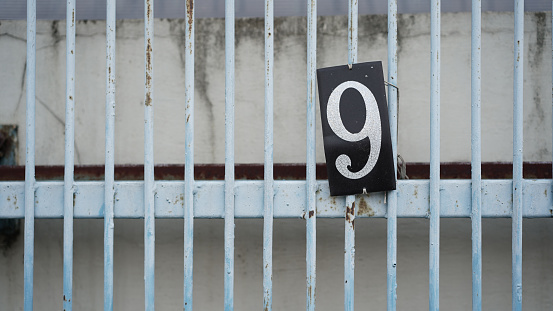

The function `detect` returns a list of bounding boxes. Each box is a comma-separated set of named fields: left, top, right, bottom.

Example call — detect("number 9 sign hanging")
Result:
left=317, top=61, right=396, bottom=196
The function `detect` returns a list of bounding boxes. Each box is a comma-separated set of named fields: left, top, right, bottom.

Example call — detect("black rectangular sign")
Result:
left=317, top=61, right=396, bottom=196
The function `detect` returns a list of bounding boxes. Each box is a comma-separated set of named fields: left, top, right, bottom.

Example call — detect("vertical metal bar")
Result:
left=470, top=0, right=482, bottom=310
left=263, top=0, right=274, bottom=309
left=429, top=0, right=441, bottom=310
left=64, top=0, right=76, bottom=310
left=305, top=0, right=317, bottom=308
left=344, top=195, right=355, bottom=311
left=144, top=0, right=155, bottom=309
left=104, top=0, right=116, bottom=309
left=386, top=0, right=398, bottom=310
left=184, top=0, right=195, bottom=309
left=224, top=0, right=235, bottom=307
left=345, top=0, right=357, bottom=309
left=24, top=0, right=36, bottom=309
left=512, top=1, right=524, bottom=310
left=347, top=0, right=357, bottom=66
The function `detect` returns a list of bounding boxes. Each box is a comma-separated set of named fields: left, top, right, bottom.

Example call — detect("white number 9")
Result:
left=327, top=81, right=381, bottom=180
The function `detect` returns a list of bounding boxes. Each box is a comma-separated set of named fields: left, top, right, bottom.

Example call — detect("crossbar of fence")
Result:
left=7, top=0, right=553, bottom=310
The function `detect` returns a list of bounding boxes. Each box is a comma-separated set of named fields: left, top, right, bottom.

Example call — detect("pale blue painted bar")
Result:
left=470, top=0, right=482, bottom=310
left=184, top=0, right=195, bottom=309
left=144, top=0, right=155, bottom=309
left=347, top=0, right=357, bottom=66
left=24, top=0, right=36, bottom=309
left=429, top=0, right=441, bottom=310
left=344, top=195, right=355, bottom=311
left=512, top=1, right=524, bottom=310
left=386, top=0, right=398, bottom=310
left=63, top=0, right=76, bottom=309
left=263, top=0, right=274, bottom=309
left=224, top=0, right=235, bottom=307
left=2, top=180, right=553, bottom=219
left=345, top=0, right=357, bottom=309
left=104, top=0, right=116, bottom=309
left=305, top=0, right=317, bottom=308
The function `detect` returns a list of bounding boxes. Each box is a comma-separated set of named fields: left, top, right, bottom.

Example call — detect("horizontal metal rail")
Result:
left=1, top=180, right=551, bottom=219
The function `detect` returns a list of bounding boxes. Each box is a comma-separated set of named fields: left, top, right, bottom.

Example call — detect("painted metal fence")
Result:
left=0, top=0, right=552, bottom=310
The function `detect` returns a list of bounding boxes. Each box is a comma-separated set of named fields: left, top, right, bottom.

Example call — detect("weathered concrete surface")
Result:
left=1, top=12, right=553, bottom=310
left=0, top=219, right=552, bottom=310
left=0, top=12, right=551, bottom=165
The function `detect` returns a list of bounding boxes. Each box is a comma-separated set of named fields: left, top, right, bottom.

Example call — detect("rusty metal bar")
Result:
left=144, top=0, right=156, bottom=308
left=184, top=0, right=195, bottom=309
left=345, top=0, right=358, bottom=308
left=344, top=195, right=355, bottom=311
left=104, top=0, right=117, bottom=308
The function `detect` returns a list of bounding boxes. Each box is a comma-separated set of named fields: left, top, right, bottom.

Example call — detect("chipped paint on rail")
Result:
left=1, top=180, right=553, bottom=219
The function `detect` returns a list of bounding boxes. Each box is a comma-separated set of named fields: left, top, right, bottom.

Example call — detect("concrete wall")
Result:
left=1, top=219, right=553, bottom=310
left=1, top=12, right=553, bottom=310
left=0, top=12, right=552, bottom=165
